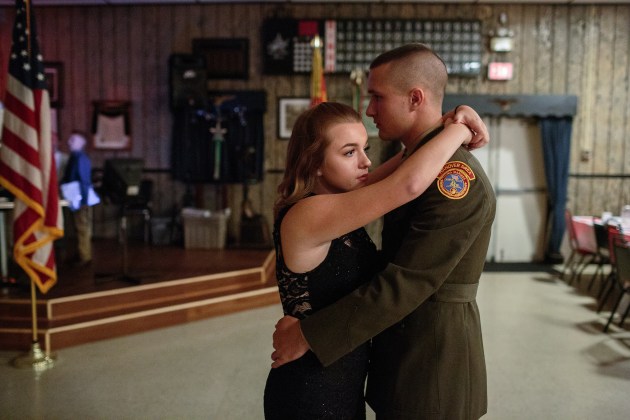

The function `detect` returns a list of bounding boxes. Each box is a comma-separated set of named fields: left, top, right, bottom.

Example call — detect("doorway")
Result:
left=474, top=117, right=547, bottom=262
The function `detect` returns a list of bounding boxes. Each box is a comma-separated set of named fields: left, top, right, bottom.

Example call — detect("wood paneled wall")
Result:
left=0, top=3, right=629, bottom=240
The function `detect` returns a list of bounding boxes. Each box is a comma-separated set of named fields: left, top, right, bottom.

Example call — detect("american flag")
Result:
left=0, top=0, right=63, bottom=294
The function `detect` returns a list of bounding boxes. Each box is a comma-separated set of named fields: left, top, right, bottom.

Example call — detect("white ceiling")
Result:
left=1, top=0, right=630, bottom=6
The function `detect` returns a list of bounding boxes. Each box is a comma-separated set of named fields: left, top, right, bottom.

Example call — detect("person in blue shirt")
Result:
left=61, top=130, right=94, bottom=266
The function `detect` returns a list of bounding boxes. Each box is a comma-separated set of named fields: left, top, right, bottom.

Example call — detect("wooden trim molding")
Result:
left=444, top=94, right=578, bottom=118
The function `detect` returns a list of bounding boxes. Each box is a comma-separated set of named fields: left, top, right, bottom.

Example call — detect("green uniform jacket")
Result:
left=301, top=128, right=496, bottom=420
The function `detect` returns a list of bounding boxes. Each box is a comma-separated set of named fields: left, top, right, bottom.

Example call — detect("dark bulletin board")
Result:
left=262, top=18, right=482, bottom=77
left=171, top=91, right=266, bottom=184
left=192, top=38, right=249, bottom=80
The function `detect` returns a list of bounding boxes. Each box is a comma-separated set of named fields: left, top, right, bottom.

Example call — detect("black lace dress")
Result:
left=264, top=208, right=381, bottom=420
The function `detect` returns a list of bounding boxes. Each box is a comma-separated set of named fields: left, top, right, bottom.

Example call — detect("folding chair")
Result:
left=587, top=219, right=611, bottom=291
left=562, top=210, right=598, bottom=286
left=602, top=229, right=630, bottom=332
left=597, top=224, right=623, bottom=310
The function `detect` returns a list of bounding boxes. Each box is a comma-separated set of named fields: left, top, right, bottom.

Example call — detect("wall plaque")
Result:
left=262, top=18, right=482, bottom=77
left=192, top=38, right=249, bottom=80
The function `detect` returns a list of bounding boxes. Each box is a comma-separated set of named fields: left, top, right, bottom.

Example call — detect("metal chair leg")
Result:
left=566, top=253, right=581, bottom=284
left=587, top=259, right=605, bottom=291
left=598, top=276, right=616, bottom=313
left=597, top=270, right=615, bottom=301
left=618, top=293, right=630, bottom=328
left=604, top=291, right=624, bottom=332
left=569, top=254, right=589, bottom=286
left=561, top=250, right=576, bottom=281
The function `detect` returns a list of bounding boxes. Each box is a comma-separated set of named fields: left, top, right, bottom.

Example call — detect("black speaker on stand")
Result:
left=169, top=54, right=208, bottom=110
left=95, top=159, right=150, bottom=285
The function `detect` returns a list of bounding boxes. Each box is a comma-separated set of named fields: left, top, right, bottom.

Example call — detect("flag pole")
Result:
left=5, top=0, right=57, bottom=371
left=12, top=0, right=55, bottom=360
left=11, top=280, right=55, bottom=370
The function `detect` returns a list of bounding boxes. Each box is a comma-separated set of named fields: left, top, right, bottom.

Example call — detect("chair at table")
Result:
left=562, top=210, right=599, bottom=286
left=587, top=219, right=611, bottom=291
left=597, top=225, right=618, bottom=311
left=602, top=229, right=630, bottom=332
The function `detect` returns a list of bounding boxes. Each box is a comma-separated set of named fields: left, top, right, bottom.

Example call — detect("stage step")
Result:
left=0, top=252, right=279, bottom=353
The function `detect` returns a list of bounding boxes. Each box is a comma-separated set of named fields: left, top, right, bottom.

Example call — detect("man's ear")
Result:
left=409, top=88, right=425, bottom=109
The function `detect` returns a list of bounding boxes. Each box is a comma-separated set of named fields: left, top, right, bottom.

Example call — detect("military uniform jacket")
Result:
left=301, top=126, right=497, bottom=420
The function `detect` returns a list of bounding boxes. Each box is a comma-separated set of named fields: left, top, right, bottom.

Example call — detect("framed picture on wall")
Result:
left=278, top=97, right=310, bottom=139
left=91, top=100, right=132, bottom=150
left=43, top=62, right=63, bottom=108
left=192, top=38, right=249, bottom=80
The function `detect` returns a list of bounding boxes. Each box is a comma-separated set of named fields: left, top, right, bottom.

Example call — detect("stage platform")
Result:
left=0, top=239, right=278, bottom=353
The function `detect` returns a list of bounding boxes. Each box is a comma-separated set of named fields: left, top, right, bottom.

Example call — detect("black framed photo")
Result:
left=192, top=38, right=249, bottom=80
left=43, top=62, right=63, bottom=108
left=278, top=97, right=310, bottom=139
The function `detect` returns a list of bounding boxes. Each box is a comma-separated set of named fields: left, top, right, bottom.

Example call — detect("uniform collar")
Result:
left=402, top=123, right=445, bottom=158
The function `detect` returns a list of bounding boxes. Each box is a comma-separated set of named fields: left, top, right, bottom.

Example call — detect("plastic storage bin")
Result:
left=182, top=208, right=230, bottom=249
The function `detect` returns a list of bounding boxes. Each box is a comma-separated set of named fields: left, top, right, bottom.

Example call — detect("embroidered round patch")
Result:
left=436, top=161, right=476, bottom=200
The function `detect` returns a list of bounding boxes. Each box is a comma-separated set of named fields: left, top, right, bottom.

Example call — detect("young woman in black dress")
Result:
left=264, top=102, right=485, bottom=419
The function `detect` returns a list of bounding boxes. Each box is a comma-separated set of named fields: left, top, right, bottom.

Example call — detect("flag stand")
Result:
left=3, top=0, right=62, bottom=372
left=11, top=280, right=55, bottom=371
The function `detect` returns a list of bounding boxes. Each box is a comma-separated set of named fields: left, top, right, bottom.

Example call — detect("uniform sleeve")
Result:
left=301, top=153, right=495, bottom=366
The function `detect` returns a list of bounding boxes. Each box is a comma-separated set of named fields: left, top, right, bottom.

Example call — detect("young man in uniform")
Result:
left=271, top=44, right=496, bottom=420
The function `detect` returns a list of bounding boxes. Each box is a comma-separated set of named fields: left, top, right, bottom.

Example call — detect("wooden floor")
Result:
left=2, top=239, right=273, bottom=297
left=0, top=239, right=278, bottom=353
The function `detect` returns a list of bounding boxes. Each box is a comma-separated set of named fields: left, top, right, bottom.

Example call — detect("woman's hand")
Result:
left=443, top=116, right=473, bottom=146
left=443, top=105, right=489, bottom=150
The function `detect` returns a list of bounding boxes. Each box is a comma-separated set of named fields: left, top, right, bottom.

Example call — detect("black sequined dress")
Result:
left=264, top=207, right=381, bottom=420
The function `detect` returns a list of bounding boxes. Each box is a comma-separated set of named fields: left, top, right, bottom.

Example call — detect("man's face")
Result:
left=365, top=64, right=413, bottom=142
left=67, top=134, right=86, bottom=152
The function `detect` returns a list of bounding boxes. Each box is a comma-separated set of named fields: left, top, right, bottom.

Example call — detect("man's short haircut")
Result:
left=370, top=43, right=448, bottom=104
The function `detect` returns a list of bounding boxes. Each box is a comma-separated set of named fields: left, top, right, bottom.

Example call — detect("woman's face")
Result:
left=315, top=121, right=371, bottom=194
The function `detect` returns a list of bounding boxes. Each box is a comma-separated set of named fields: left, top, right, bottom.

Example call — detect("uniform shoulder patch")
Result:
left=436, top=161, right=476, bottom=200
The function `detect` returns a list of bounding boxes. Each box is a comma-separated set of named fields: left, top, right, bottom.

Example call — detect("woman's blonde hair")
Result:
left=274, top=102, right=361, bottom=219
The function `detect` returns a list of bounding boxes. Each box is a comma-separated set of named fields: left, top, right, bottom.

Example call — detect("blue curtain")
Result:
left=540, top=117, right=573, bottom=261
